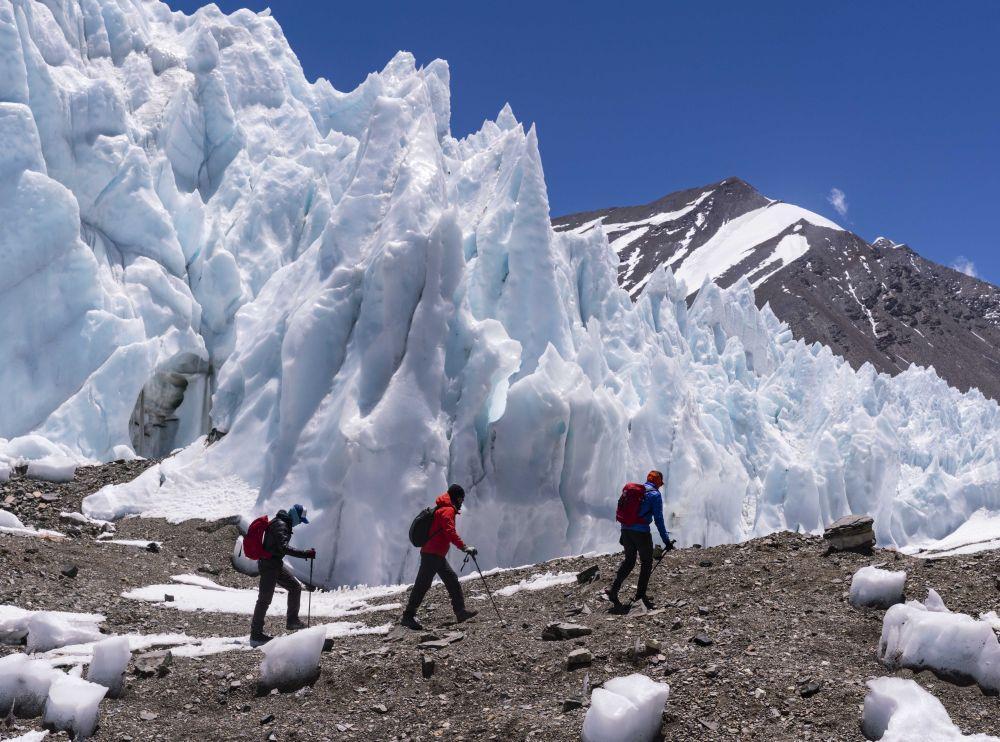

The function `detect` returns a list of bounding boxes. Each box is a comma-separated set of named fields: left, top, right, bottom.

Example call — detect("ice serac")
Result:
left=1, top=1, right=999, bottom=587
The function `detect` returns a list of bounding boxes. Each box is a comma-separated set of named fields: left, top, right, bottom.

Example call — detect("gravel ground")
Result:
left=2, top=464, right=1000, bottom=741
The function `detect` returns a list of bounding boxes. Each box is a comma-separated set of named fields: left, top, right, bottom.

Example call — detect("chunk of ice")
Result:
left=582, top=673, right=669, bottom=742
left=850, top=566, right=906, bottom=608
left=258, top=626, right=325, bottom=692
left=42, top=674, right=107, bottom=738
left=879, top=592, right=1000, bottom=692
left=0, top=654, right=59, bottom=717
left=862, top=676, right=999, bottom=741
left=86, top=636, right=130, bottom=697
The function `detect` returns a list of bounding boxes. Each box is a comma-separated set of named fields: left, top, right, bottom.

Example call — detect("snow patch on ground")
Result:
left=494, top=571, right=578, bottom=597
left=122, top=574, right=404, bottom=618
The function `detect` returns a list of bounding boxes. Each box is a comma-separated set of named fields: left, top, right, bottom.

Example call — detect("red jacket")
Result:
left=421, top=493, right=466, bottom=557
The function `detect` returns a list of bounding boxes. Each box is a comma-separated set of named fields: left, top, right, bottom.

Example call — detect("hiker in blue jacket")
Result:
left=607, top=470, right=673, bottom=610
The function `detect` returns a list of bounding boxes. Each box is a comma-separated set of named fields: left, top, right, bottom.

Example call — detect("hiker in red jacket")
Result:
left=400, top=484, right=479, bottom=630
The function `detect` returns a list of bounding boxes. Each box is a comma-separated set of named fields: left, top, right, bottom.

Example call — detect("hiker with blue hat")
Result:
left=249, top=504, right=316, bottom=647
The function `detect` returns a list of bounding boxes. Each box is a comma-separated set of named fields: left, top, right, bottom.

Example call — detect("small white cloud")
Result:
left=827, top=187, right=848, bottom=217
left=950, top=256, right=978, bottom=278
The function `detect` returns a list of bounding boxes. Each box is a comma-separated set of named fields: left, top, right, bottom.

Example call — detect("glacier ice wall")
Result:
left=1, top=0, right=998, bottom=586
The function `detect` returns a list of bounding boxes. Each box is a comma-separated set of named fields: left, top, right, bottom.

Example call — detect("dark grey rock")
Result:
left=542, top=622, right=593, bottom=641
left=576, top=565, right=599, bottom=584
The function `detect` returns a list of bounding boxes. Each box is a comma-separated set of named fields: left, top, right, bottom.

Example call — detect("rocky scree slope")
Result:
left=553, top=178, right=1000, bottom=400
left=3, top=464, right=1000, bottom=741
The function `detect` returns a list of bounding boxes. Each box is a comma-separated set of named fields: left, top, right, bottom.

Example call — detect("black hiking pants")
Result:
left=251, top=559, right=301, bottom=636
left=403, top=553, right=466, bottom=617
left=610, top=530, right=654, bottom=599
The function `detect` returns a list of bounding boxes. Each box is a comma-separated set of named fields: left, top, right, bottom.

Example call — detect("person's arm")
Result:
left=652, top=491, right=670, bottom=545
left=271, top=520, right=311, bottom=559
left=441, top=508, right=466, bottom=551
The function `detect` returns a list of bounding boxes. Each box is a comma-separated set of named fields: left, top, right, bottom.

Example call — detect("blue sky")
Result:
left=170, top=1, right=1000, bottom=285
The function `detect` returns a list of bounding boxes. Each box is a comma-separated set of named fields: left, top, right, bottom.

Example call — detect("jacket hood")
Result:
left=275, top=509, right=292, bottom=524
left=435, top=493, right=457, bottom=510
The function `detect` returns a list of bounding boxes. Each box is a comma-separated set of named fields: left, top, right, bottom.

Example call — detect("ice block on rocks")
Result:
left=43, top=674, right=107, bottom=738
left=87, top=636, right=131, bottom=697
left=850, top=565, right=906, bottom=608
left=582, top=673, right=669, bottom=742
left=257, top=626, right=325, bottom=693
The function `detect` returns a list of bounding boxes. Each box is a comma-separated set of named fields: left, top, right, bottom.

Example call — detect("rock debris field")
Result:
left=2, top=462, right=999, bottom=741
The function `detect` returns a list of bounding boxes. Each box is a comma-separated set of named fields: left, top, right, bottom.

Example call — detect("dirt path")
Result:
left=2, top=464, right=999, bottom=741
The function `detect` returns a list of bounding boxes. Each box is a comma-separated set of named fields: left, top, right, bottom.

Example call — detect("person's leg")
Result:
left=251, top=563, right=279, bottom=637
left=403, top=553, right=438, bottom=618
left=609, top=531, right=638, bottom=598
left=635, top=532, right=654, bottom=599
left=435, top=556, right=466, bottom=615
left=275, top=564, right=302, bottom=625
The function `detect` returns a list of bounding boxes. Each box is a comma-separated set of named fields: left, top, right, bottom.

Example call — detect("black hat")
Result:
left=447, top=484, right=465, bottom=501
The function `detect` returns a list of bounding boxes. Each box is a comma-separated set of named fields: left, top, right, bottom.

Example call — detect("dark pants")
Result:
left=403, top=552, right=466, bottom=617
left=610, top=530, right=654, bottom=599
left=251, top=559, right=301, bottom=636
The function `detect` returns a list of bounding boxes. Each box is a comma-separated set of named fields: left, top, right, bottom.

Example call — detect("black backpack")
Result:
left=408, top=505, right=441, bottom=547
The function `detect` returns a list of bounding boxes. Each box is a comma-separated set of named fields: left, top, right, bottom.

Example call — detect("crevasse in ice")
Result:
left=1, top=1, right=998, bottom=586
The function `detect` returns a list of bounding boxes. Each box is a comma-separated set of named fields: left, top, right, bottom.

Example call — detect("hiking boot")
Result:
left=604, top=588, right=622, bottom=609
left=636, top=595, right=655, bottom=610
left=249, top=633, right=273, bottom=647
left=400, top=614, right=424, bottom=631
left=286, top=619, right=308, bottom=631
left=455, top=608, right=478, bottom=623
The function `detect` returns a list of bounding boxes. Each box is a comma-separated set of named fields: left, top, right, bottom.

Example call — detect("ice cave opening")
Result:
left=128, top=353, right=212, bottom=458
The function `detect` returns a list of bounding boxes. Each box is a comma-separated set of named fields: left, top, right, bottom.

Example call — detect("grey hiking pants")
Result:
left=403, top=552, right=466, bottom=617
left=610, top=530, right=654, bottom=599
left=251, top=559, right=301, bottom=635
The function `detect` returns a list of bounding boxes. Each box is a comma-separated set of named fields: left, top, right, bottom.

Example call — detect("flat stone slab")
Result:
left=417, top=631, right=464, bottom=650
left=542, top=622, right=592, bottom=641
left=824, top=514, right=874, bottom=536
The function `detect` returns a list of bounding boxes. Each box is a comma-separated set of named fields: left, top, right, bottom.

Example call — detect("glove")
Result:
left=305, top=548, right=316, bottom=559
left=663, top=539, right=676, bottom=553
left=464, top=546, right=478, bottom=557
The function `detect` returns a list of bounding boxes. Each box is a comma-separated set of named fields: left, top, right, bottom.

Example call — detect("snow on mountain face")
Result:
left=3, top=1, right=1000, bottom=587
left=554, top=178, right=1000, bottom=400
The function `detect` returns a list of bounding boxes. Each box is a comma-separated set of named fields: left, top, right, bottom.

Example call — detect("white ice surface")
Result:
left=582, top=673, right=670, bottom=742
left=494, top=571, right=577, bottom=597
left=25, top=458, right=76, bottom=483
left=259, top=625, right=325, bottom=690
left=95, top=539, right=162, bottom=549
left=122, top=574, right=404, bottom=618
left=4, top=732, right=49, bottom=742
left=85, top=637, right=130, bottom=697
left=850, top=566, right=906, bottom=609
left=0, top=654, right=58, bottom=717
left=879, top=591, right=1000, bottom=693
left=0, top=606, right=105, bottom=652
left=42, top=674, right=107, bottom=739
left=0, top=0, right=996, bottom=589
left=862, top=677, right=998, bottom=741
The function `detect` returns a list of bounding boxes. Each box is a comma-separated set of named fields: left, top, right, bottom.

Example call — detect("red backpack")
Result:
left=616, top=483, right=646, bottom=526
left=242, top=515, right=273, bottom=560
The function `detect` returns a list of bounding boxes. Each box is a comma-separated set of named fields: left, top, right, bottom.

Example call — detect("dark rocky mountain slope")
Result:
left=554, top=178, right=1000, bottom=400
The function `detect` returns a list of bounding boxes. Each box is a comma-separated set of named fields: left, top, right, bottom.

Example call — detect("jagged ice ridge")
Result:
left=1, top=0, right=998, bottom=586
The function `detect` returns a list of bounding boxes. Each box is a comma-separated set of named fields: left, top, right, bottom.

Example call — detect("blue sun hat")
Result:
left=289, top=504, right=309, bottom=526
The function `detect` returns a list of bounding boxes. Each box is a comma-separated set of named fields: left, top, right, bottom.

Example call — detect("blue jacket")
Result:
left=622, top=482, right=670, bottom=544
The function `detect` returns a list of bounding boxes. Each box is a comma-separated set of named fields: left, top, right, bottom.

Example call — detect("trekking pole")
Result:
left=470, top=554, right=504, bottom=624
left=307, top=557, right=314, bottom=628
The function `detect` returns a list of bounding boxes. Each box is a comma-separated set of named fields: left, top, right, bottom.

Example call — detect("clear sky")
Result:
left=169, top=0, right=1000, bottom=285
